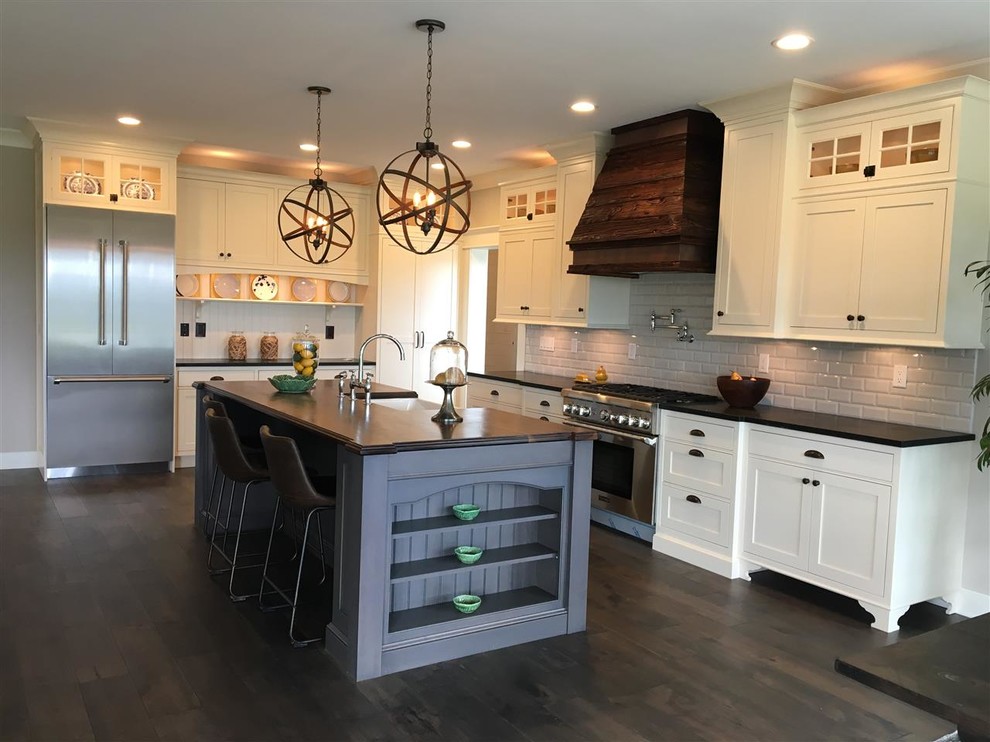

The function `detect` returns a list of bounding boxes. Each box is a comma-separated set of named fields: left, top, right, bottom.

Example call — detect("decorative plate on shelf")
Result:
left=120, top=178, right=156, bottom=201
left=176, top=274, right=199, bottom=297
left=291, top=278, right=317, bottom=302
left=212, top=274, right=240, bottom=299
left=63, top=172, right=102, bottom=195
left=328, top=281, right=350, bottom=303
left=251, top=274, right=278, bottom=301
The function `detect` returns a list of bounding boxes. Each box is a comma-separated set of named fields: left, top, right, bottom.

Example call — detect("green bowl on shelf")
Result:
left=453, top=546, right=483, bottom=565
left=453, top=594, right=482, bottom=614
left=269, top=374, right=317, bottom=393
left=452, top=503, right=481, bottom=521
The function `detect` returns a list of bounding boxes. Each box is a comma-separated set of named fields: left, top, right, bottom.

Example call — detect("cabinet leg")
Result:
left=858, top=601, right=909, bottom=632
left=739, top=560, right=764, bottom=582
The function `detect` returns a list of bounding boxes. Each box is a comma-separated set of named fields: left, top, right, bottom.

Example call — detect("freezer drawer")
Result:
left=46, top=375, right=174, bottom=475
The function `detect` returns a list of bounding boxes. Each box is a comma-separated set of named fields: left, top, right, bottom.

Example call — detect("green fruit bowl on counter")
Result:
left=451, top=503, right=481, bottom=521
left=452, top=594, right=482, bottom=614
left=453, top=546, right=483, bottom=565
left=268, top=374, right=317, bottom=393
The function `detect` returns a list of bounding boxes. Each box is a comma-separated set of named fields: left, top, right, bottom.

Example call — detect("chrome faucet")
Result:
left=353, top=333, right=406, bottom=394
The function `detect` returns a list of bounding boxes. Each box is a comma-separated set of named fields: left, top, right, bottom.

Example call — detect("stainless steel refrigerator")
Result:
left=45, top=205, right=175, bottom=479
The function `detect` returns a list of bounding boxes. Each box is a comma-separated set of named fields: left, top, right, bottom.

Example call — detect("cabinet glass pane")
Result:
left=880, top=148, right=908, bottom=168
left=881, top=127, right=909, bottom=148
left=910, top=145, right=939, bottom=164
left=59, top=156, right=105, bottom=196
left=912, top=121, right=940, bottom=143
left=835, top=155, right=859, bottom=174
left=836, top=136, right=860, bottom=155
left=810, top=140, right=834, bottom=158
left=809, top=160, right=833, bottom=178
left=118, top=162, right=163, bottom=203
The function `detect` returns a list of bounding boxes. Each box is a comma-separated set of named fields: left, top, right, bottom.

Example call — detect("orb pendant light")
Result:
left=377, top=19, right=472, bottom=255
left=279, top=86, right=354, bottom=265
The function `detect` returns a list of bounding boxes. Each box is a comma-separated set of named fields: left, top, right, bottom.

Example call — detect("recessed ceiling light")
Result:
left=451, top=140, right=471, bottom=149
left=299, top=143, right=318, bottom=152
left=431, top=162, right=445, bottom=170
left=117, top=116, right=141, bottom=126
left=771, top=33, right=813, bottom=51
left=570, top=100, right=596, bottom=113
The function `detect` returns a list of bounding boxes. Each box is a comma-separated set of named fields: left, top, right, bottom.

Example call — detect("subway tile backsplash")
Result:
left=525, top=274, right=982, bottom=433
left=175, top=300, right=358, bottom=360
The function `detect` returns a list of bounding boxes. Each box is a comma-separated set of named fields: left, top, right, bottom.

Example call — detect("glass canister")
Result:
left=227, top=330, right=247, bottom=361
left=260, top=331, right=278, bottom=361
left=428, top=331, right=468, bottom=424
left=290, top=324, right=319, bottom=378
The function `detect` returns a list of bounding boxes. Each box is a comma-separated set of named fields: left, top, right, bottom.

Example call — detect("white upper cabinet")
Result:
left=499, top=172, right=557, bottom=227
left=176, top=178, right=225, bottom=263
left=496, top=227, right=555, bottom=321
left=799, top=105, right=954, bottom=190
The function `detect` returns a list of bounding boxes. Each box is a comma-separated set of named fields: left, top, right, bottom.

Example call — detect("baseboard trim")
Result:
left=653, top=531, right=744, bottom=579
left=949, top=588, right=990, bottom=617
left=0, top=450, right=41, bottom=470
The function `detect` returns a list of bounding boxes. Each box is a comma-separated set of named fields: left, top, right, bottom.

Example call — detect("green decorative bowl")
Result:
left=453, top=594, right=482, bottom=614
left=452, top=503, right=481, bottom=521
left=269, top=374, right=317, bottom=394
left=453, top=546, right=483, bottom=565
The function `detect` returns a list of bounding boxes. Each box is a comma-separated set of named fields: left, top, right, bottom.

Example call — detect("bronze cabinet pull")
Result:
left=686, top=495, right=702, bottom=504
left=804, top=449, right=825, bottom=459
left=688, top=449, right=704, bottom=457
left=689, top=429, right=705, bottom=437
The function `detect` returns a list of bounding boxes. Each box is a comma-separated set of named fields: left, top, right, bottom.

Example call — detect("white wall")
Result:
left=524, top=271, right=990, bottom=610
left=0, top=143, right=39, bottom=468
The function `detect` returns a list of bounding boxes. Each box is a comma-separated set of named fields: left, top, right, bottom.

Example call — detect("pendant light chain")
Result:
left=423, top=24, right=433, bottom=142
left=314, top=89, right=323, bottom=179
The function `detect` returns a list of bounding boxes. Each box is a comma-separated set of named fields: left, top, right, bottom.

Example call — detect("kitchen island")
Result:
left=194, top=379, right=594, bottom=680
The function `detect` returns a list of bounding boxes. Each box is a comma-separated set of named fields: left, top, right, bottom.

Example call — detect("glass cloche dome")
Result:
left=428, top=331, right=468, bottom=423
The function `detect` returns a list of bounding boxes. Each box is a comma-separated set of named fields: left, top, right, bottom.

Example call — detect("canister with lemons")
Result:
left=290, top=325, right=319, bottom=378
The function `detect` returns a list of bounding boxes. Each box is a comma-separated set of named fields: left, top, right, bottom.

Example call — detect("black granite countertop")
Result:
left=467, top=370, right=973, bottom=448
left=176, top=358, right=367, bottom=367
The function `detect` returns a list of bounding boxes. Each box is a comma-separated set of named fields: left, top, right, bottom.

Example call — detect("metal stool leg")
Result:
left=206, top=475, right=231, bottom=574
left=288, top=509, right=322, bottom=647
left=226, top=480, right=266, bottom=602
left=315, top=510, right=328, bottom=587
left=259, top=499, right=285, bottom=611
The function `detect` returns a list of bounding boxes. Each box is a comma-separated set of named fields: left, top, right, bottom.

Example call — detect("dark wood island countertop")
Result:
left=200, top=379, right=595, bottom=455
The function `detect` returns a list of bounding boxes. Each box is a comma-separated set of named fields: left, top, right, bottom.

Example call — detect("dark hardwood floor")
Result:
left=0, top=467, right=960, bottom=741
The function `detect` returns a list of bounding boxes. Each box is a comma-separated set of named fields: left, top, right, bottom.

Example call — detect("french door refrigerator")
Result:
left=45, top=205, right=175, bottom=479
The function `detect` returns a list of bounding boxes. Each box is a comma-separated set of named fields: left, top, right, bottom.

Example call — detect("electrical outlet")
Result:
left=195, top=322, right=206, bottom=338
left=627, top=343, right=637, bottom=360
left=892, top=364, right=908, bottom=388
left=179, top=322, right=189, bottom=337
left=570, top=336, right=579, bottom=353
left=539, top=335, right=555, bottom=352
left=758, top=353, right=770, bottom=373
left=325, top=325, right=335, bottom=340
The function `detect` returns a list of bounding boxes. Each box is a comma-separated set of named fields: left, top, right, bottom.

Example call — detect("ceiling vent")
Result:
left=567, top=109, right=724, bottom=277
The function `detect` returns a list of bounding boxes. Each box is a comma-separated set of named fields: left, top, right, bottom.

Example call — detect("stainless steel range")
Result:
left=561, top=383, right=720, bottom=541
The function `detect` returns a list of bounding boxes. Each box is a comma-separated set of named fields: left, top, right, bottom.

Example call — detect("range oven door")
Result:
left=565, top=421, right=658, bottom=525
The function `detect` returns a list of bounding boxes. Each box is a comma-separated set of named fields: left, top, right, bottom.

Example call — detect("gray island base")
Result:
left=194, top=380, right=593, bottom=680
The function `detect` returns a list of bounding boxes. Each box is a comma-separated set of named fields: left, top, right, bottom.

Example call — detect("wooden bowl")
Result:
left=716, top=376, right=771, bottom=408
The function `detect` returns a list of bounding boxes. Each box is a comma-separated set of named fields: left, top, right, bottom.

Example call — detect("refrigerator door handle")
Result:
left=118, top=240, right=130, bottom=346
left=52, top=375, right=172, bottom=384
left=98, top=239, right=108, bottom=346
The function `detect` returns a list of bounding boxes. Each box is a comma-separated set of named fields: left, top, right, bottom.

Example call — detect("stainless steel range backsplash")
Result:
left=525, top=273, right=982, bottom=433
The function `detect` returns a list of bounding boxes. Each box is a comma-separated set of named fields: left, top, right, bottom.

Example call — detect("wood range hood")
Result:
left=567, top=109, right=724, bottom=278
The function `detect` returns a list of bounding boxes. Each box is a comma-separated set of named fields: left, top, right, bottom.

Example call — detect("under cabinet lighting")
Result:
left=570, top=100, right=596, bottom=113
left=451, top=140, right=471, bottom=149
left=299, top=143, right=319, bottom=152
left=771, top=33, right=813, bottom=50
left=117, top=116, right=141, bottom=126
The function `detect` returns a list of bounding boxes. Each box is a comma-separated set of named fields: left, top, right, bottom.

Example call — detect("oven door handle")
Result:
left=562, top=420, right=657, bottom=446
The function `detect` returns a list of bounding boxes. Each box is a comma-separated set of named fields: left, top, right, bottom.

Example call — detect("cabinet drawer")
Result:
left=177, top=368, right=256, bottom=388
left=749, top=428, right=894, bottom=482
left=660, top=484, right=732, bottom=549
left=522, top=388, right=562, bottom=418
left=468, top=379, right=522, bottom=408
left=663, top=442, right=736, bottom=500
left=664, top=412, right=738, bottom=451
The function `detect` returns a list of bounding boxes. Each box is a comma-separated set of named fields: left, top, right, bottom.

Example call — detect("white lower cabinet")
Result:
left=522, top=387, right=563, bottom=422
left=741, top=426, right=967, bottom=632
left=653, top=412, right=742, bottom=578
left=466, top=377, right=523, bottom=414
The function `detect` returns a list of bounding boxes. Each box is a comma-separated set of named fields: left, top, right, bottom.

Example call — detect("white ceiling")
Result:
left=2, top=1, right=988, bottom=183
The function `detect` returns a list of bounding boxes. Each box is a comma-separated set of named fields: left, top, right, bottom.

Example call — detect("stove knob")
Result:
left=579, top=406, right=591, bottom=417
left=638, top=417, right=651, bottom=429
left=600, top=410, right=610, bottom=421
left=608, top=414, right=618, bottom=423
left=562, top=403, right=573, bottom=414
left=617, top=415, right=629, bottom=426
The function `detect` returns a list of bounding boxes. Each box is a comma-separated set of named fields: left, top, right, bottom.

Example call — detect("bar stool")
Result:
left=204, top=407, right=271, bottom=602
left=258, top=425, right=336, bottom=647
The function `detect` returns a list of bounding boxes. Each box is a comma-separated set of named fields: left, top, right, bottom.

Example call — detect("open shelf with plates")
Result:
left=174, top=272, right=364, bottom=307
left=385, top=484, right=564, bottom=642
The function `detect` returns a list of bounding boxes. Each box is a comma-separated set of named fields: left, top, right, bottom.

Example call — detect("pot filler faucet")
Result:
left=352, top=333, right=406, bottom=394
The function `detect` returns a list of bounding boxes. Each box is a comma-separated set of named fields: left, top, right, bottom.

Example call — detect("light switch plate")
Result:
left=539, top=335, right=555, bottom=352
left=758, top=353, right=770, bottom=373
left=893, top=364, right=908, bottom=388
left=627, top=343, right=637, bottom=360
left=570, top=336, right=579, bottom=353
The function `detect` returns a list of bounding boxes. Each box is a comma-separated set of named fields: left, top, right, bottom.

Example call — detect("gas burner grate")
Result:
left=570, top=382, right=720, bottom=405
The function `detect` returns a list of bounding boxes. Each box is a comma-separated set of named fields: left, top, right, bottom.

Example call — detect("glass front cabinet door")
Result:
left=48, top=146, right=175, bottom=213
